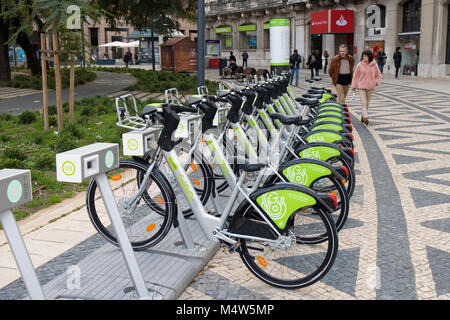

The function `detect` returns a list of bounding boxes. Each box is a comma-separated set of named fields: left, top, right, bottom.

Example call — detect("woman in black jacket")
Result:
left=393, top=47, right=402, bottom=79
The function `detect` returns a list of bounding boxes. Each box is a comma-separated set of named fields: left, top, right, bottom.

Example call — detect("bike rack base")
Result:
left=29, top=218, right=219, bottom=300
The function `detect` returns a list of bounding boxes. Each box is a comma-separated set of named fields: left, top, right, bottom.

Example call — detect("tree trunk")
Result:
left=0, top=19, right=11, bottom=83
left=17, top=31, right=41, bottom=76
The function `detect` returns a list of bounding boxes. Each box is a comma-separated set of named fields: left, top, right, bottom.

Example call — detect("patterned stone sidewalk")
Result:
left=1, top=75, right=449, bottom=300
left=179, top=77, right=450, bottom=300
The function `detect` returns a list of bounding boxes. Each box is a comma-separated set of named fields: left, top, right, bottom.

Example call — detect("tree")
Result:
left=0, top=0, right=103, bottom=82
left=97, top=0, right=197, bottom=35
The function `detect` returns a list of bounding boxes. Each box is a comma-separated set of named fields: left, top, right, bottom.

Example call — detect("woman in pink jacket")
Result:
left=351, top=50, right=382, bottom=125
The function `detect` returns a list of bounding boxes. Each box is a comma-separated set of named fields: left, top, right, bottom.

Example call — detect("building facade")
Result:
left=205, top=0, right=450, bottom=79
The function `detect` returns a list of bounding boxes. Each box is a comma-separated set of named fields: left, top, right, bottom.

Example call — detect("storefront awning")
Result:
left=215, top=26, right=232, bottom=33
left=238, top=24, right=256, bottom=32
left=398, top=31, right=420, bottom=41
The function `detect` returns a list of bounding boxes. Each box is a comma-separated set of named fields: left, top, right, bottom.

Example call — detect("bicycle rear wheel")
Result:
left=86, top=159, right=176, bottom=251
left=232, top=200, right=338, bottom=289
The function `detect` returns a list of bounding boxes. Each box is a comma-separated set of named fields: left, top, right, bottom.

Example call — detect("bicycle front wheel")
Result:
left=86, top=159, right=176, bottom=251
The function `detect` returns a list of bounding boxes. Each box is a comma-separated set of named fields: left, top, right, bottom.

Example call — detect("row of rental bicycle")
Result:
left=86, top=73, right=356, bottom=289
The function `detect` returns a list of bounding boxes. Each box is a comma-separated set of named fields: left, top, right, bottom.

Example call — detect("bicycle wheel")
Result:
left=232, top=200, right=338, bottom=289
left=86, top=159, right=176, bottom=251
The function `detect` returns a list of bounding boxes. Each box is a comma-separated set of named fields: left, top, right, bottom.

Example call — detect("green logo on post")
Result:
left=127, top=139, right=138, bottom=151
left=7, top=180, right=22, bottom=203
left=105, top=151, right=114, bottom=168
left=62, top=161, right=75, bottom=176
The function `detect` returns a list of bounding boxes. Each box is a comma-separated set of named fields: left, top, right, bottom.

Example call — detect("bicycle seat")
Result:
left=269, top=113, right=309, bottom=126
left=303, top=94, right=322, bottom=99
left=295, top=97, right=319, bottom=106
left=240, top=163, right=267, bottom=173
left=188, top=95, right=203, bottom=106
left=141, top=104, right=161, bottom=119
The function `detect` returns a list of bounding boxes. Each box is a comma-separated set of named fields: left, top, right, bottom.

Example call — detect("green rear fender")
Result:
left=254, top=188, right=317, bottom=230
left=281, top=162, right=332, bottom=187
left=306, top=131, right=343, bottom=144
left=298, top=145, right=341, bottom=161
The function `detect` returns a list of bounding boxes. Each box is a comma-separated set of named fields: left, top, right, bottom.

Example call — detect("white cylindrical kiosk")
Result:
left=270, top=18, right=290, bottom=74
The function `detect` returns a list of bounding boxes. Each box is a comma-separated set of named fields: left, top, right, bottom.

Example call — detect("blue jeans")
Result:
left=378, top=62, right=384, bottom=73
left=290, top=68, right=299, bottom=85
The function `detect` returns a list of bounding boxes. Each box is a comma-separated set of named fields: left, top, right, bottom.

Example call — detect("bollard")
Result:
left=56, top=143, right=151, bottom=299
left=0, top=169, right=45, bottom=300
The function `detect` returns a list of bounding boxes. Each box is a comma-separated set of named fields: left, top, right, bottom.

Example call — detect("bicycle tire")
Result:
left=86, top=159, right=176, bottom=251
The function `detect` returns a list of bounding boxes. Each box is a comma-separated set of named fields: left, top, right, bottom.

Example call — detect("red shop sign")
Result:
left=311, top=10, right=329, bottom=34
left=330, top=10, right=354, bottom=33
left=310, top=10, right=354, bottom=34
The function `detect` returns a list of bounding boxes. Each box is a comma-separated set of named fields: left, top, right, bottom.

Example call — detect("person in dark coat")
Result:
left=314, top=51, right=322, bottom=77
left=393, top=47, right=402, bottom=79
left=377, top=47, right=387, bottom=73
left=307, top=51, right=318, bottom=79
left=289, top=49, right=302, bottom=86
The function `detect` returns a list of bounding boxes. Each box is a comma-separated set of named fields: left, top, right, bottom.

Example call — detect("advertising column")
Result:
left=270, top=18, right=290, bottom=74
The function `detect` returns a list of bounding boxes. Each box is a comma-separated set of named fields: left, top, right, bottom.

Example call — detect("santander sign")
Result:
left=311, top=10, right=354, bottom=34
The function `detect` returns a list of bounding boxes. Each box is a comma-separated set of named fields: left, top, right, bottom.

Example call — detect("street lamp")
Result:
left=197, top=0, right=205, bottom=87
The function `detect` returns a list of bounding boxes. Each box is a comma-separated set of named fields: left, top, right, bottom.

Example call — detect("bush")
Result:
left=0, top=135, right=11, bottom=142
left=3, top=147, right=27, bottom=161
left=53, top=131, right=77, bottom=153
left=0, top=158, right=25, bottom=169
left=63, top=122, right=83, bottom=139
left=49, top=116, right=58, bottom=127
left=48, top=105, right=57, bottom=116
left=0, top=113, right=14, bottom=121
left=34, top=153, right=55, bottom=170
left=18, top=110, right=38, bottom=124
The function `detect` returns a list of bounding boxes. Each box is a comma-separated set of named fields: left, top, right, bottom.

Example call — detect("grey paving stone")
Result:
left=426, top=246, right=450, bottom=296
left=409, top=187, right=450, bottom=209
left=421, top=218, right=450, bottom=234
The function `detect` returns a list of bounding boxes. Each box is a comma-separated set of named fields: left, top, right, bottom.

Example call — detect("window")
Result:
left=215, top=26, right=233, bottom=50
left=239, top=24, right=257, bottom=49
left=402, top=0, right=421, bottom=33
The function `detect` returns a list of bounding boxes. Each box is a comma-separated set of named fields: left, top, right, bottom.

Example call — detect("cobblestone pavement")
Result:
left=179, top=76, right=450, bottom=300
left=1, top=73, right=449, bottom=300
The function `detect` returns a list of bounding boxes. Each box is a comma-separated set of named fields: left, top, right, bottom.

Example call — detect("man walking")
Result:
left=242, top=51, right=249, bottom=68
left=289, top=49, right=302, bottom=86
left=328, top=44, right=355, bottom=104
left=377, top=47, right=386, bottom=73
left=393, top=47, right=402, bottom=80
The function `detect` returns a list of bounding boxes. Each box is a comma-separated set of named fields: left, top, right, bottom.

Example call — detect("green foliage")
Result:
left=34, top=153, right=55, bottom=170
left=18, top=110, right=39, bottom=124
left=3, top=146, right=27, bottom=161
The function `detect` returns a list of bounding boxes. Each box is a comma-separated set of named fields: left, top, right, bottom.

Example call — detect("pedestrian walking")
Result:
left=123, top=51, right=131, bottom=68
left=229, top=51, right=236, bottom=64
left=377, top=47, right=387, bottom=73
left=307, top=51, right=317, bottom=79
left=351, top=50, right=382, bottom=126
left=323, top=50, right=329, bottom=74
left=242, top=51, right=249, bottom=68
left=314, top=51, right=322, bottom=76
left=328, top=44, right=356, bottom=104
left=393, top=47, right=402, bottom=79
left=289, top=49, right=302, bottom=86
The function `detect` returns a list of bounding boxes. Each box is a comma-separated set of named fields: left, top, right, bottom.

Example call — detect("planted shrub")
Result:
left=3, top=147, right=27, bottom=161
left=18, top=110, right=38, bottom=124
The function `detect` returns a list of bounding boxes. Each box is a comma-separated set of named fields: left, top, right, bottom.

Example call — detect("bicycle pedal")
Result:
left=228, top=242, right=241, bottom=254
